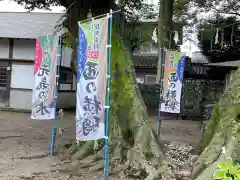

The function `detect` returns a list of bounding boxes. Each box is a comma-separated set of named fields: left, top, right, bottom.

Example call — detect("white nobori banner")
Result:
left=31, top=35, right=59, bottom=120
left=76, top=16, right=109, bottom=140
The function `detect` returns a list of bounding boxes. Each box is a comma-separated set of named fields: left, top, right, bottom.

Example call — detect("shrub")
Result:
left=213, top=159, right=240, bottom=180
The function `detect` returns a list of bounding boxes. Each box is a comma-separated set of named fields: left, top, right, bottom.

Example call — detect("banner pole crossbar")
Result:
left=78, top=9, right=121, bottom=24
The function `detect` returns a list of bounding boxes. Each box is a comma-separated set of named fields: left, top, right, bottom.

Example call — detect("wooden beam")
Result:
left=0, top=59, right=34, bottom=65
left=11, top=60, right=34, bottom=65
left=6, top=39, right=14, bottom=107
left=9, top=39, right=13, bottom=59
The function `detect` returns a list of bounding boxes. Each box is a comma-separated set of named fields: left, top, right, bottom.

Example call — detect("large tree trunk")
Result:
left=56, top=1, right=178, bottom=178
left=191, top=68, right=240, bottom=179
left=57, top=29, right=174, bottom=180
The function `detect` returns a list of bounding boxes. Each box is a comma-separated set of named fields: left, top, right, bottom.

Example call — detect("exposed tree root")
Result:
left=71, top=141, right=95, bottom=160
left=57, top=113, right=174, bottom=180
left=125, top=124, right=174, bottom=180
left=56, top=29, right=174, bottom=180
left=192, top=67, right=240, bottom=179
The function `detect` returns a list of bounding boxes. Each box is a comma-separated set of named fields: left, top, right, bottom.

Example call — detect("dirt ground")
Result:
left=0, top=110, right=202, bottom=180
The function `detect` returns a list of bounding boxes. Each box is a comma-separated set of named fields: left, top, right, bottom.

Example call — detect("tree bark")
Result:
left=57, top=29, right=174, bottom=180
left=156, top=0, right=175, bottom=135
left=192, top=68, right=240, bottom=179
left=56, top=2, right=179, bottom=178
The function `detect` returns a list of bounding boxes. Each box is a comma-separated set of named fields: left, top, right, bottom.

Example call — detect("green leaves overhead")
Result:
left=213, top=160, right=240, bottom=180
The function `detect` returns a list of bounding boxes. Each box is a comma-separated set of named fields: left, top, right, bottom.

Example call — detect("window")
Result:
left=136, top=77, right=144, bottom=84
left=59, top=66, right=73, bottom=84
left=0, top=67, right=7, bottom=88
left=145, top=75, right=156, bottom=84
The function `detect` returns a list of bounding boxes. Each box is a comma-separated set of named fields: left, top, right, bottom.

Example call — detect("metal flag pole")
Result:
left=103, top=9, right=113, bottom=180
left=50, top=35, right=62, bottom=156
left=156, top=48, right=166, bottom=136
left=156, top=0, right=165, bottom=136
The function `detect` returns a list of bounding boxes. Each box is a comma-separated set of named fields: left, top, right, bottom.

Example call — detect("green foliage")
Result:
left=197, top=17, right=240, bottom=63
left=192, top=67, right=240, bottom=179
left=173, top=0, right=190, bottom=23
left=202, top=0, right=240, bottom=17
left=109, top=28, right=137, bottom=140
left=124, top=0, right=190, bottom=52
left=173, top=0, right=187, bottom=15
left=124, top=21, right=157, bottom=52
left=213, top=160, right=240, bottom=180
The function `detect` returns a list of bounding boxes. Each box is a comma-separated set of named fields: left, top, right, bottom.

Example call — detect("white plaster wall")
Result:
left=11, top=63, right=75, bottom=90
left=10, top=63, right=76, bottom=110
left=0, top=38, right=9, bottom=58
left=10, top=90, right=76, bottom=110
left=59, top=84, right=71, bottom=91
left=10, top=89, right=32, bottom=109
left=133, top=42, right=158, bottom=56
left=10, top=63, right=75, bottom=91
left=13, top=39, right=35, bottom=60
left=12, top=39, right=72, bottom=63
left=61, top=48, right=72, bottom=67
left=136, top=72, right=156, bottom=84
left=11, top=64, right=34, bottom=89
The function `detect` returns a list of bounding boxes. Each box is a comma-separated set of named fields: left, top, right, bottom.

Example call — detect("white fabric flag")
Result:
left=76, top=16, right=109, bottom=141
left=31, top=35, right=59, bottom=120
left=161, top=50, right=186, bottom=113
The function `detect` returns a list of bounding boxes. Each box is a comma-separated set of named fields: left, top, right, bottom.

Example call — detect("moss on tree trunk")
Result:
left=191, top=68, right=240, bottom=179
left=57, top=29, right=174, bottom=180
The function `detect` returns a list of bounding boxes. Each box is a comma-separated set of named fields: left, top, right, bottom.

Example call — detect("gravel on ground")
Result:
left=0, top=111, right=201, bottom=180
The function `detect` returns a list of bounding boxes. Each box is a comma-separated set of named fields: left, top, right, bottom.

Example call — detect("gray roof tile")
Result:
left=0, top=12, right=64, bottom=39
left=205, top=60, right=240, bottom=68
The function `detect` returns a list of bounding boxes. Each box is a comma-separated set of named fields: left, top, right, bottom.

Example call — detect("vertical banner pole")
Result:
left=156, top=48, right=165, bottom=136
left=104, top=9, right=113, bottom=180
left=50, top=35, right=62, bottom=156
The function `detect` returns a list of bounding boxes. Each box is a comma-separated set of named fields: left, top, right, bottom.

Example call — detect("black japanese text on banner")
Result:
left=76, top=16, right=109, bottom=141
